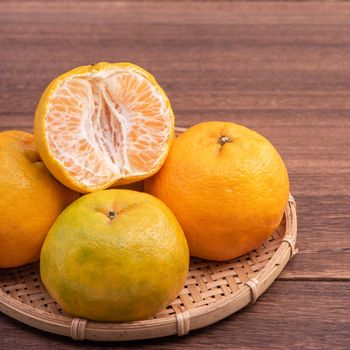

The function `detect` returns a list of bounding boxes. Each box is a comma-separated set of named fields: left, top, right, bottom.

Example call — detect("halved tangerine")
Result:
left=34, top=62, right=174, bottom=193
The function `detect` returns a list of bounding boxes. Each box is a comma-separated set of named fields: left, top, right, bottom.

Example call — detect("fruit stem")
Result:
left=108, top=210, right=116, bottom=220
left=218, top=135, right=232, bottom=146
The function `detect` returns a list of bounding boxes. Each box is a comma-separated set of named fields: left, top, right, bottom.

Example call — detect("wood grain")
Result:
left=0, top=1, right=349, bottom=348
left=1, top=1, right=349, bottom=279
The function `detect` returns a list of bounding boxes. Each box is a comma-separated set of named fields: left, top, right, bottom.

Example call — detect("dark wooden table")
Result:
left=1, top=1, right=349, bottom=349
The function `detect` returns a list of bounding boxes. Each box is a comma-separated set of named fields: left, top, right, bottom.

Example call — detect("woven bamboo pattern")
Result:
left=0, top=127, right=298, bottom=341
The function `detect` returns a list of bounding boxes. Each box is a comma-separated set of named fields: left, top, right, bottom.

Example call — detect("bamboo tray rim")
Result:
left=0, top=195, right=297, bottom=341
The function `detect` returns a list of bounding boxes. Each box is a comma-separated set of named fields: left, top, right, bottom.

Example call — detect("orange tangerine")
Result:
left=34, top=62, right=174, bottom=193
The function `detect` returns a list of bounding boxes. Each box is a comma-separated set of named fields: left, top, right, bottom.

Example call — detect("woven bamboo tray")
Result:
left=0, top=127, right=298, bottom=341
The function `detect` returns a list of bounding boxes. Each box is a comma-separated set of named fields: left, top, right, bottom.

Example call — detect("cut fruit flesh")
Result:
left=45, top=67, right=173, bottom=190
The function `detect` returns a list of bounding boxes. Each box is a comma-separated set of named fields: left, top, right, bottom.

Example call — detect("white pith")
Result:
left=45, top=67, right=172, bottom=188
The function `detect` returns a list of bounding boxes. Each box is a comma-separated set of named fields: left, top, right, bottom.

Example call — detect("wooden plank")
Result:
left=0, top=281, right=349, bottom=349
